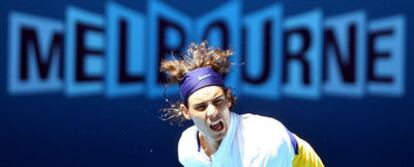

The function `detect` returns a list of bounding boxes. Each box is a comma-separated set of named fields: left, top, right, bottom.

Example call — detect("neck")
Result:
left=199, top=133, right=221, bottom=157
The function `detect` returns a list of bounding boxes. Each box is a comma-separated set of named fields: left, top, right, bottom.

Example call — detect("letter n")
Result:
left=323, top=12, right=367, bottom=97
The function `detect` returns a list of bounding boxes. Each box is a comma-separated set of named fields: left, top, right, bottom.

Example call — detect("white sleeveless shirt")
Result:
left=178, top=112, right=295, bottom=167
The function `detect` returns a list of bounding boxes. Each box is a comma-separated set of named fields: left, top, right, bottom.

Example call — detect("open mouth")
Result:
left=209, top=120, right=224, bottom=132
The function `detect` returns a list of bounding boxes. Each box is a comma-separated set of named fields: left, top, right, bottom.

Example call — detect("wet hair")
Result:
left=159, top=41, right=236, bottom=126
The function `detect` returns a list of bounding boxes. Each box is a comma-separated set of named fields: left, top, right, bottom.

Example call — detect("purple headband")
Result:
left=179, top=67, right=224, bottom=101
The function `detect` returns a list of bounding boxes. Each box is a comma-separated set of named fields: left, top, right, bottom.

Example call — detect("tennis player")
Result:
left=159, top=41, right=324, bottom=167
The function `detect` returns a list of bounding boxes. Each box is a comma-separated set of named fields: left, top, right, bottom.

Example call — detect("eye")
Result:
left=194, top=103, right=207, bottom=111
left=213, top=97, right=225, bottom=106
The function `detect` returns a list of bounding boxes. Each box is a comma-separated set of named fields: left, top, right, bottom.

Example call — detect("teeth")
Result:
left=210, top=120, right=221, bottom=126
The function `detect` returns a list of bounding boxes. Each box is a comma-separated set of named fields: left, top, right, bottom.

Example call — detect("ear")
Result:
left=225, top=89, right=233, bottom=108
left=180, top=103, right=191, bottom=120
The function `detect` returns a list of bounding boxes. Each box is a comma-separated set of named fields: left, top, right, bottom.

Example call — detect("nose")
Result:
left=206, top=104, right=219, bottom=118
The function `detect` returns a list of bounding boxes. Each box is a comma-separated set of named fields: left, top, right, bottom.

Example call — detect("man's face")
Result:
left=184, top=86, right=232, bottom=142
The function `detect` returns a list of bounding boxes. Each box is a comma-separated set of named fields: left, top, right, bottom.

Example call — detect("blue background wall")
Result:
left=1, top=0, right=413, bottom=166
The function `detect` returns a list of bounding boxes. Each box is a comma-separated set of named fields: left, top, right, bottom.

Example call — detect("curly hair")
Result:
left=159, top=41, right=236, bottom=126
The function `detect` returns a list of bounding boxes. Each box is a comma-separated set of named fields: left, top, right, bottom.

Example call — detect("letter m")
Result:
left=8, top=12, right=64, bottom=94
